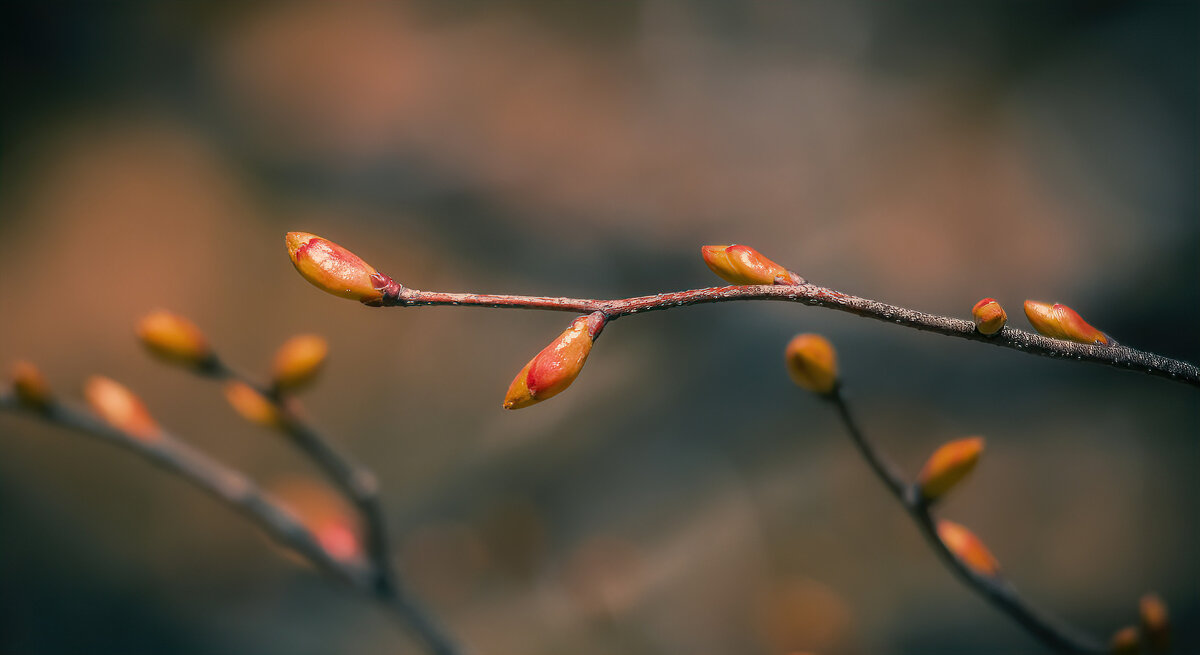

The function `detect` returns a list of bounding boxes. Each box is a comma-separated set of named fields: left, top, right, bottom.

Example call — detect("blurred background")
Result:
left=0, top=1, right=1196, bottom=654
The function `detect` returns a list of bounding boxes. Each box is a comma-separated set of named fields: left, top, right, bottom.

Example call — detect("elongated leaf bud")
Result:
left=916, top=436, right=984, bottom=503
left=224, top=381, right=281, bottom=427
left=136, top=310, right=214, bottom=368
left=84, top=376, right=161, bottom=441
left=11, top=361, right=52, bottom=409
left=272, top=335, right=328, bottom=392
left=936, top=520, right=999, bottom=577
left=504, top=312, right=606, bottom=410
left=1108, top=626, right=1139, bottom=655
left=285, top=232, right=398, bottom=306
left=701, top=244, right=801, bottom=285
left=784, top=333, right=838, bottom=395
left=971, top=298, right=1006, bottom=336
left=1023, top=300, right=1108, bottom=345
left=1140, top=593, right=1169, bottom=652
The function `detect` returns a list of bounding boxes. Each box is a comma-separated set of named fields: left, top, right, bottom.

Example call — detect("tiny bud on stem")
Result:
left=701, top=244, right=802, bottom=286
left=272, top=335, right=329, bottom=393
left=971, top=298, right=1007, bottom=336
left=224, top=381, right=282, bottom=427
left=11, top=361, right=53, bottom=410
left=784, top=333, right=838, bottom=395
left=1140, top=593, right=1169, bottom=653
left=936, top=519, right=999, bottom=577
left=1108, top=626, right=1139, bottom=655
left=136, top=310, right=214, bottom=368
left=1023, top=300, right=1109, bottom=345
left=84, top=376, right=162, bottom=441
left=504, top=312, right=606, bottom=410
left=916, top=436, right=984, bottom=504
left=286, top=232, right=399, bottom=306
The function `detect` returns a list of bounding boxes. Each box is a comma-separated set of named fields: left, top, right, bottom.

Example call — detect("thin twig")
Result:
left=204, top=362, right=463, bottom=655
left=826, top=390, right=1107, bottom=654
left=379, top=282, right=1199, bottom=388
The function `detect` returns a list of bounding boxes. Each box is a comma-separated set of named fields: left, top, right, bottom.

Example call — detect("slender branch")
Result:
left=826, top=390, right=1106, bottom=654
left=204, top=362, right=463, bottom=655
left=0, top=394, right=369, bottom=589
left=381, top=282, right=1199, bottom=388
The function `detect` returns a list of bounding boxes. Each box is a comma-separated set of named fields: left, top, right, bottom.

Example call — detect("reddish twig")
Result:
left=378, top=283, right=1199, bottom=388
left=826, top=389, right=1106, bottom=654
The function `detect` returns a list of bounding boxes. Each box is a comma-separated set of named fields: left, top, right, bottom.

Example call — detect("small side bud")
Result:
left=136, top=310, right=214, bottom=368
left=1023, top=300, right=1108, bottom=345
left=784, top=333, right=838, bottom=395
left=224, top=381, right=282, bottom=427
left=916, top=436, right=985, bottom=503
left=84, top=376, right=161, bottom=441
left=1140, top=593, right=1169, bottom=653
left=936, top=520, right=999, bottom=577
left=1108, top=626, right=1139, bottom=655
left=504, top=312, right=605, bottom=410
left=268, top=476, right=363, bottom=564
left=286, top=232, right=398, bottom=306
left=272, top=335, right=329, bottom=392
left=11, top=361, right=53, bottom=410
left=701, top=244, right=801, bottom=285
left=971, top=298, right=1007, bottom=336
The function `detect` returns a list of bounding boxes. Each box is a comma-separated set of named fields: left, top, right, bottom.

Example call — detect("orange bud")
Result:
left=271, top=334, right=328, bottom=392
left=11, top=361, right=53, bottom=409
left=971, top=298, right=1007, bottom=336
left=286, top=232, right=394, bottom=306
left=1108, top=626, right=1139, bottom=655
left=1140, top=593, right=1169, bottom=652
left=224, top=381, right=281, bottom=427
left=701, top=244, right=801, bottom=286
left=268, top=476, right=363, bottom=564
left=136, top=310, right=213, bottom=368
left=84, top=376, right=161, bottom=441
left=1023, top=300, right=1108, bottom=345
left=916, top=436, right=985, bottom=503
left=784, top=333, right=838, bottom=394
left=504, top=312, right=605, bottom=410
left=936, top=520, right=999, bottom=577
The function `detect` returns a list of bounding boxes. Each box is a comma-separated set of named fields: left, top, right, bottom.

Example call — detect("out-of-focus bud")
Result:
left=84, top=376, right=161, bottom=441
left=1023, top=300, right=1108, bottom=345
left=136, top=310, right=214, bottom=368
left=701, top=244, right=802, bottom=286
left=936, top=520, right=999, bottom=577
left=916, top=436, right=985, bottom=503
left=268, top=476, right=363, bottom=564
left=504, top=312, right=605, bottom=410
left=271, top=335, right=328, bottom=392
left=1140, top=593, right=1169, bottom=652
left=224, top=381, right=281, bottom=427
left=286, top=232, right=396, bottom=306
left=1108, top=626, right=1139, bottom=655
left=11, top=361, right=53, bottom=410
left=784, top=333, right=838, bottom=395
left=971, top=298, right=1007, bottom=336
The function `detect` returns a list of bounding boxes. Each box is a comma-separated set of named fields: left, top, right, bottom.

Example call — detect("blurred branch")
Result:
left=385, top=283, right=1199, bottom=388
left=826, top=389, right=1107, bottom=654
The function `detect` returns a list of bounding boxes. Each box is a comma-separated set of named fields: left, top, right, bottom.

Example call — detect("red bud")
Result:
left=971, top=298, right=1007, bottom=336
left=504, top=312, right=605, bottom=410
left=1023, top=300, right=1108, bottom=345
left=701, top=244, right=801, bottom=285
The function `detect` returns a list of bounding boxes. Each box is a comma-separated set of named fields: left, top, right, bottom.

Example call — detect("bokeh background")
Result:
left=1, top=1, right=1196, bottom=654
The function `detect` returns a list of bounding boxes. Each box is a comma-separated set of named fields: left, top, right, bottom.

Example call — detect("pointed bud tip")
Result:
left=918, top=436, right=985, bottom=503
left=1023, top=300, right=1108, bottom=345
left=136, top=310, right=213, bottom=368
left=503, top=314, right=602, bottom=410
left=937, top=519, right=1000, bottom=577
left=84, top=376, right=161, bottom=440
left=272, top=334, right=329, bottom=392
left=784, top=333, right=838, bottom=395
left=285, top=231, right=387, bottom=304
left=971, top=298, right=1007, bottom=336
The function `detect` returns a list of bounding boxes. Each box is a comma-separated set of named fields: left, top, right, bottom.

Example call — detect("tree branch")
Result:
left=826, top=390, right=1106, bottom=654
left=380, top=282, right=1199, bottom=388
